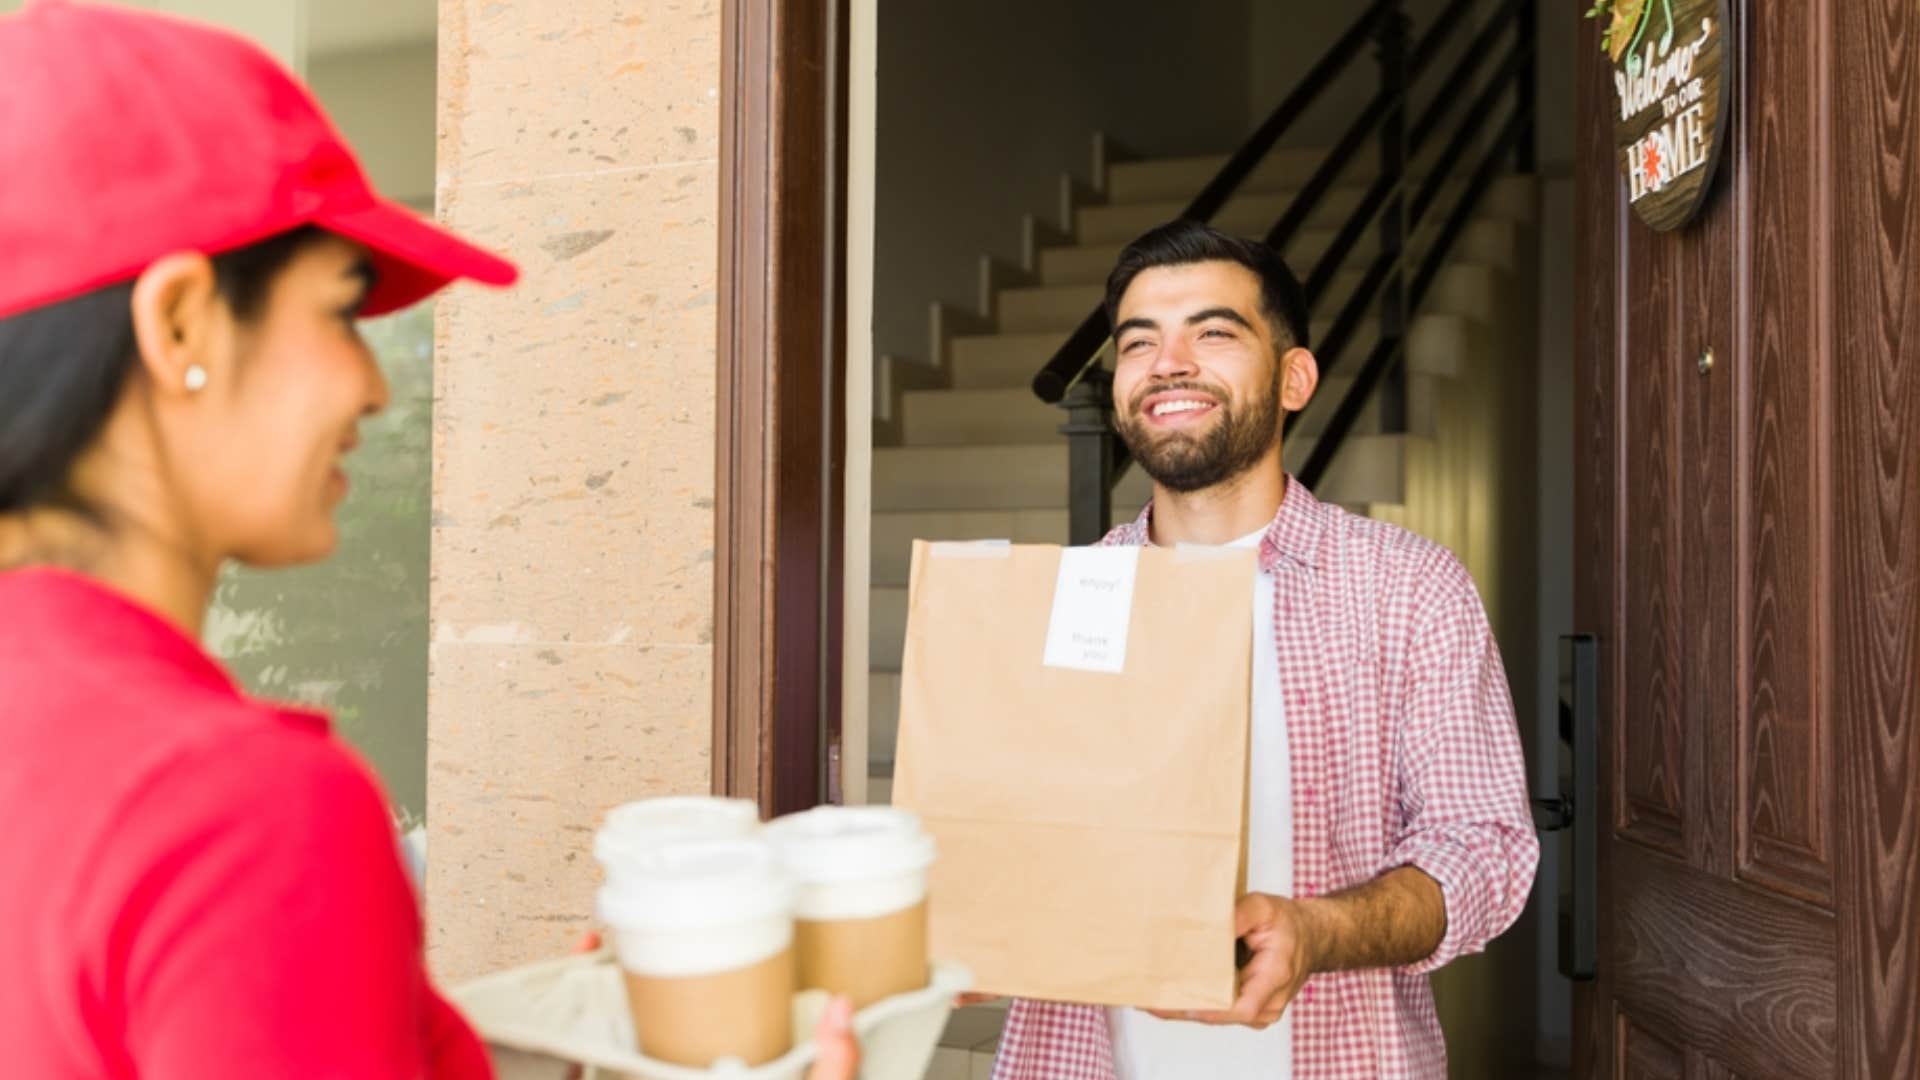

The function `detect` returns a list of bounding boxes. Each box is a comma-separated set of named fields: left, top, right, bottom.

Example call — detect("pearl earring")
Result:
left=184, top=364, right=208, bottom=392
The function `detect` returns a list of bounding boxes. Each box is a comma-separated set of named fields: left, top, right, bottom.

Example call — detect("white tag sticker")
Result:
left=1042, top=547, right=1140, bottom=674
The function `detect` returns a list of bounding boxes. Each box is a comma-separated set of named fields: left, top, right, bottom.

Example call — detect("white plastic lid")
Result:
left=593, top=796, right=761, bottom=874
left=762, top=806, right=936, bottom=884
left=595, top=838, right=794, bottom=932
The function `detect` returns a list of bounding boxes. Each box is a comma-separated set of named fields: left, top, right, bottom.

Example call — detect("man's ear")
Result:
left=1280, top=346, right=1319, bottom=413
left=129, top=253, right=224, bottom=397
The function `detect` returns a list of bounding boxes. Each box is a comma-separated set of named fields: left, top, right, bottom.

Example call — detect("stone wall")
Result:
left=428, top=0, right=722, bottom=981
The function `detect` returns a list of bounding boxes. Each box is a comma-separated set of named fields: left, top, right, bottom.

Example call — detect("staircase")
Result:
left=867, top=144, right=1538, bottom=806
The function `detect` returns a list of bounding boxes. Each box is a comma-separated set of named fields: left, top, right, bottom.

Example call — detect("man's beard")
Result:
left=1114, top=370, right=1282, bottom=494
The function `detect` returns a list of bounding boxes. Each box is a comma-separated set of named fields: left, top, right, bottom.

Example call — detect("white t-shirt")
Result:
left=1108, top=527, right=1293, bottom=1078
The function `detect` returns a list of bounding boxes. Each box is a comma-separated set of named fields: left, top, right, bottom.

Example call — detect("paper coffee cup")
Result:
left=594, top=797, right=760, bottom=886
left=596, top=839, right=796, bottom=1068
left=763, top=806, right=937, bottom=1007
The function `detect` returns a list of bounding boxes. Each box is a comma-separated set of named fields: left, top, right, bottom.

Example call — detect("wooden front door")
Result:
left=1573, top=2, right=1920, bottom=1076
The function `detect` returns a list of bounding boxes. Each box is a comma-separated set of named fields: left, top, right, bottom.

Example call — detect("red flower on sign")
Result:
left=1640, top=136, right=1664, bottom=191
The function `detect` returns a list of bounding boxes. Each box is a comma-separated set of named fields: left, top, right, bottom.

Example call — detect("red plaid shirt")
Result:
left=992, top=477, right=1539, bottom=1079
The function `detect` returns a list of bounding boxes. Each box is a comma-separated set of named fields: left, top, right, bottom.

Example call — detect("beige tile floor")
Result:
left=926, top=999, right=1007, bottom=1078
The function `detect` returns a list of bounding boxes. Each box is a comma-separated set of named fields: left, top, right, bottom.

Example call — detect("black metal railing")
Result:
left=1039, top=0, right=1537, bottom=544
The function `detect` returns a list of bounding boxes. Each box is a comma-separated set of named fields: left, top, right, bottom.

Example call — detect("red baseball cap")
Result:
left=0, top=0, right=517, bottom=320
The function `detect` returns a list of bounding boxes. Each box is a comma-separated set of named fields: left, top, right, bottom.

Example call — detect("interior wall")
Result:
left=1371, top=217, right=1545, bottom=1078
left=873, top=0, right=1253, bottom=365
left=309, top=41, right=438, bottom=207
left=121, top=0, right=307, bottom=71
left=1244, top=0, right=1453, bottom=145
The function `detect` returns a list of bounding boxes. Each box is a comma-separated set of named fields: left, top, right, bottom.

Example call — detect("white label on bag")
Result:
left=1042, top=547, right=1140, bottom=674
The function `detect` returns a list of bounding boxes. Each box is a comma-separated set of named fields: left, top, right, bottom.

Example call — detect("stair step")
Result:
left=1038, top=226, right=1343, bottom=288
left=996, top=283, right=1103, bottom=334
left=1040, top=214, right=1523, bottom=301
left=998, top=264, right=1387, bottom=334
left=1034, top=242, right=1128, bottom=289
left=902, top=388, right=1058, bottom=446
left=1104, top=150, right=1332, bottom=204
left=1076, top=185, right=1372, bottom=245
left=949, top=334, right=1111, bottom=391
left=872, top=443, right=1154, bottom=514
left=1079, top=172, right=1536, bottom=250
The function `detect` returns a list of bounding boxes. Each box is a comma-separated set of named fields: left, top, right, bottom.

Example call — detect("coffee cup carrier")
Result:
left=450, top=947, right=973, bottom=1080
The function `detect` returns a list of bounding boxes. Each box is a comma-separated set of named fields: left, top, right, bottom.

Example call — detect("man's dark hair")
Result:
left=1103, top=220, right=1311, bottom=353
left=0, top=226, right=325, bottom=515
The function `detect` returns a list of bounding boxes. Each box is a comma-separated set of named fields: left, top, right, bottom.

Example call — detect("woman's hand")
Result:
left=805, top=996, right=860, bottom=1080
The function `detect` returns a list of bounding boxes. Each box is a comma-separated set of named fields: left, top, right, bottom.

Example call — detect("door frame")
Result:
left=714, top=0, right=850, bottom=816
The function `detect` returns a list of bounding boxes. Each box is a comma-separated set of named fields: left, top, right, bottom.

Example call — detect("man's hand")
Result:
left=1151, top=893, right=1318, bottom=1030
left=1150, top=867, right=1447, bottom=1030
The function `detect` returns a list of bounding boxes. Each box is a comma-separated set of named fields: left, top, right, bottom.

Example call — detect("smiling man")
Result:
left=990, top=221, right=1539, bottom=1079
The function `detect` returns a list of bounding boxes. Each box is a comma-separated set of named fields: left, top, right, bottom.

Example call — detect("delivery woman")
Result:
left=0, top=4, right=855, bottom=1078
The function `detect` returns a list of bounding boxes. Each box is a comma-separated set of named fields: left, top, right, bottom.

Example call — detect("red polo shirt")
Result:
left=0, top=568, right=492, bottom=1079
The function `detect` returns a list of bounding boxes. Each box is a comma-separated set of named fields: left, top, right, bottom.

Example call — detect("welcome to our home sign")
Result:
left=1597, top=0, right=1731, bottom=231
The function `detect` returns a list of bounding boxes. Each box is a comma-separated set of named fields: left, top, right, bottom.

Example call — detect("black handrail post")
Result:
left=1059, top=366, right=1115, bottom=546
left=1374, top=5, right=1410, bottom=435
left=1516, top=0, right=1538, bottom=172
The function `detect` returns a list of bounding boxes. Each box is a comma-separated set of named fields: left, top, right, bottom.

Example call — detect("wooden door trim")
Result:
left=1831, top=1, right=1920, bottom=1073
left=715, top=0, right=850, bottom=816
left=1571, top=1, right=1621, bottom=1070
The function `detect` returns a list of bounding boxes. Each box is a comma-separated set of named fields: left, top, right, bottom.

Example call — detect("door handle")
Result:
left=1537, top=634, right=1597, bottom=981
left=1533, top=793, right=1574, bottom=832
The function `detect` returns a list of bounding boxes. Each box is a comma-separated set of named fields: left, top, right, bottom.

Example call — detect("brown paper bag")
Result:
left=891, top=539, right=1254, bottom=1010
